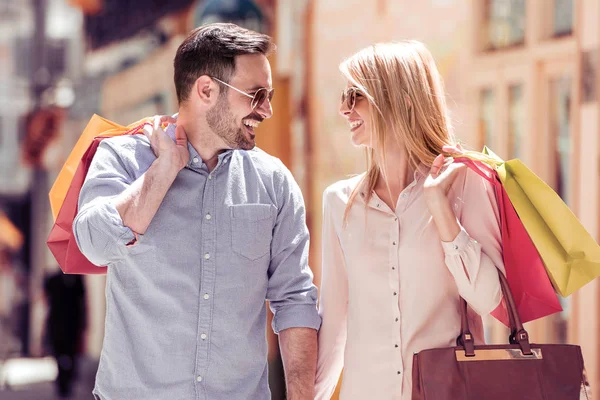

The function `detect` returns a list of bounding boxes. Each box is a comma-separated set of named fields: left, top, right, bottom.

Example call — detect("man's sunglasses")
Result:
left=341, top=87, right=363, bottom=111
left=212, top=77, right=274, bottom=110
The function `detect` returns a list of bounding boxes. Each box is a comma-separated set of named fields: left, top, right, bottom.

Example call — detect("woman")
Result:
left=314, top=41, right=505, bottom=400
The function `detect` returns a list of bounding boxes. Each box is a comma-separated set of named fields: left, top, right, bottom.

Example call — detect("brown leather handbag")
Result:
left=412, top=271, right=591, bottom=400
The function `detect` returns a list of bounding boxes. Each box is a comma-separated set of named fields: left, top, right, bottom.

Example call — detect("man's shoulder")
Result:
left=237, top=147, right=287, bottom=174
left=101, top=133, right=151, bottom=153
left=99, top=134, right=155, bottom=163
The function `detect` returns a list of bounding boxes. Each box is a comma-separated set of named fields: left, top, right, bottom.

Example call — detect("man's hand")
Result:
left=143, top=115, right=189, bottom=172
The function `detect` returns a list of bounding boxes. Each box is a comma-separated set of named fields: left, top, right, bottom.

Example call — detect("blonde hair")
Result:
left=340, top=41, right=455, bottom=223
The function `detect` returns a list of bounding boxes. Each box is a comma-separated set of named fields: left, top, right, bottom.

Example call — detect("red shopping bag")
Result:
left=454, top=157, right=562, bottom=326
left=47, top=121, right=150, bottom=274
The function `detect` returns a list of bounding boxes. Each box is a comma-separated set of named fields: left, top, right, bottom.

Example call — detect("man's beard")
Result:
left=206, top=95, right=256, bottom=150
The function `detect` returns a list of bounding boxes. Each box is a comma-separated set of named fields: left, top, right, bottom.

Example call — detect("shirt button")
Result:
left=201, top=333, right=207, bottom=340
left=193, top=157, right=199, bottom=163
left=208, top=174, right=212, bottom=180
left=205, top=214, right=212, bottom=220
left=204, top=253, right=210, bottom=260
left=196, top=376, right=203, bottom=382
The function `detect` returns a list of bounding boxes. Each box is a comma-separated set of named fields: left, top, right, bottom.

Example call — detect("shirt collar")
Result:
left=358, top=163, right=429, bottom=198
left=163, top=123, right=234, bottom=169
left=185, top=144, right=234, bottom=170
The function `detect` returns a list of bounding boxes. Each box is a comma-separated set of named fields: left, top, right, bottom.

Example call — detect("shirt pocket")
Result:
left=230, top=204, right=276, bottom=261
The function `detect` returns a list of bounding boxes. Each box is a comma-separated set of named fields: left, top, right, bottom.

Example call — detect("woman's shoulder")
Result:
left=324, top=174, right=365, bottom=198
left=323, top=173, right=365, bottom=206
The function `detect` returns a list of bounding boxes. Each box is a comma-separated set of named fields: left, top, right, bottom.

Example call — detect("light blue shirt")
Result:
left=74, top=125, right=321, bottom=400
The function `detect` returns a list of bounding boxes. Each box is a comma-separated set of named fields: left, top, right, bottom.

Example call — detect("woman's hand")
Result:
left=423, top=144, right=465, bottom=206
left=423, top=144, right=464, bottom=241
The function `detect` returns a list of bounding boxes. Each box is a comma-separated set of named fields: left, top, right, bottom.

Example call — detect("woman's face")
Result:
left=339, top=84, right=372, bottom=148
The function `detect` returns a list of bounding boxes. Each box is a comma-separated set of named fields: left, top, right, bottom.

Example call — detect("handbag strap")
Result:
left=452, top=156, right=532, bottom=355
left=458, top=270, right=532, bottom=356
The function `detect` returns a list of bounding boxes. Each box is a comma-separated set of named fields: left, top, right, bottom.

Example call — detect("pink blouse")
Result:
left=315, top=165, right=505, bottom=400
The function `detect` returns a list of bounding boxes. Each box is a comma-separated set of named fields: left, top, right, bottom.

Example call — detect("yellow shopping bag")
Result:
left=49, top=114, right=151, bottom=220
left=462, top=147, right=600, bottom=297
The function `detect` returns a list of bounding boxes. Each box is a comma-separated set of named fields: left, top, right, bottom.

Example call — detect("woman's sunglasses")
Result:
left=341, top=87, right=363, bottom=111
left=212, top=77, right=274, bottom=110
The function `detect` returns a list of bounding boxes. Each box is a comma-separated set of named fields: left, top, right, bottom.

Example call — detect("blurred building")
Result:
left=1, top=0, right=599, bottom=398
left=306, top=0, right=598, bottom=396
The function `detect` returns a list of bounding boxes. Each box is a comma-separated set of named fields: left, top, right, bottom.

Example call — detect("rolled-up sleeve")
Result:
left=442, top=167, right=504, bottom=316
left=267, top=163, right=321, bottom=333
left=73, top=140, right=138, bottom=267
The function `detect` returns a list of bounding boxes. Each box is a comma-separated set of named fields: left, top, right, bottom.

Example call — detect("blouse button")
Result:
left=453, top=244, right=459, bottom=250
left=393, top=241, right=397, bottom=246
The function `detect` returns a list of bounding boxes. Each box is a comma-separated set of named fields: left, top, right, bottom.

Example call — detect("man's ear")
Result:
left=194, top=75, right=218, bottom=105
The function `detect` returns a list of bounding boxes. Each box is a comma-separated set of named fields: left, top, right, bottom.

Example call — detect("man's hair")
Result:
left=174, top=23, right=275, bottom=104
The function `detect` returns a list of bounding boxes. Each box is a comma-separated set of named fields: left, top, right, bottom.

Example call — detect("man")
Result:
left=74, top=23, right=320, bottom=400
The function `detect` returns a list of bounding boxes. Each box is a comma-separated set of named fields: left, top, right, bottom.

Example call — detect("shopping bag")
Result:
left=453, top=157, right=562, bottom=326
left=47, top=116, right=150, bottom=274
left=49, top=114, right=150, bottom=220
left=481, top=147, right=600, bottom=297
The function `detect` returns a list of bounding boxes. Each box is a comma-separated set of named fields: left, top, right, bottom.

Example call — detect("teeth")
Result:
left=243, top=120, right=260, bottom=128
left=349, top=120, right=363, bottom=129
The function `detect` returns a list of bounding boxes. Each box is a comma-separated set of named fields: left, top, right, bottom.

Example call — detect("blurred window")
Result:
left=508, top=84, right=524, bottom=159
left=485, top=0, right=526, bottom=50
left=553, top=0, right=574, bottom=37
left=479, top=88, right=496, bottom=149
left=549, top=76, right=572, bottom=206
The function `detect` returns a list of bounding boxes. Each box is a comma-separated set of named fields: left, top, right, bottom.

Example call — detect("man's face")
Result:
left=206, top=54, right=273, bottom=150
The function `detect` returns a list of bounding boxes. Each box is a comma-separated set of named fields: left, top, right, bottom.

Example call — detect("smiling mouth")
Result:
left=349, top=120, right=364, bottom=131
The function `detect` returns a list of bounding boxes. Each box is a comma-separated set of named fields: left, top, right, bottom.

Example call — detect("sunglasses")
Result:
left=341, top=87, right=363, bottom=111
left=212, top=77, right=274, bottom=110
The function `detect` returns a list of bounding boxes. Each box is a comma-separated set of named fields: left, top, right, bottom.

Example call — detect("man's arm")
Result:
left=115, top=118, right=188, bottom=234
left=279, top=327, right=318, bottom=400
left=74, top=118, right=187, bottom=265
left=266, top=161, right=321, bottom=399
left=114, top=157, right=179, bottom=234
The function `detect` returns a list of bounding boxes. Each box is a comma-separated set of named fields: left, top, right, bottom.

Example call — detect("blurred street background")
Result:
left=0, top=0, right=598, bottom=399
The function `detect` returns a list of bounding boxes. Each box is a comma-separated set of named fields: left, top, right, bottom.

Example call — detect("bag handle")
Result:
left=458, top=271, right=532, bottom=356
left=452, top=157, right=532, bottom=356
